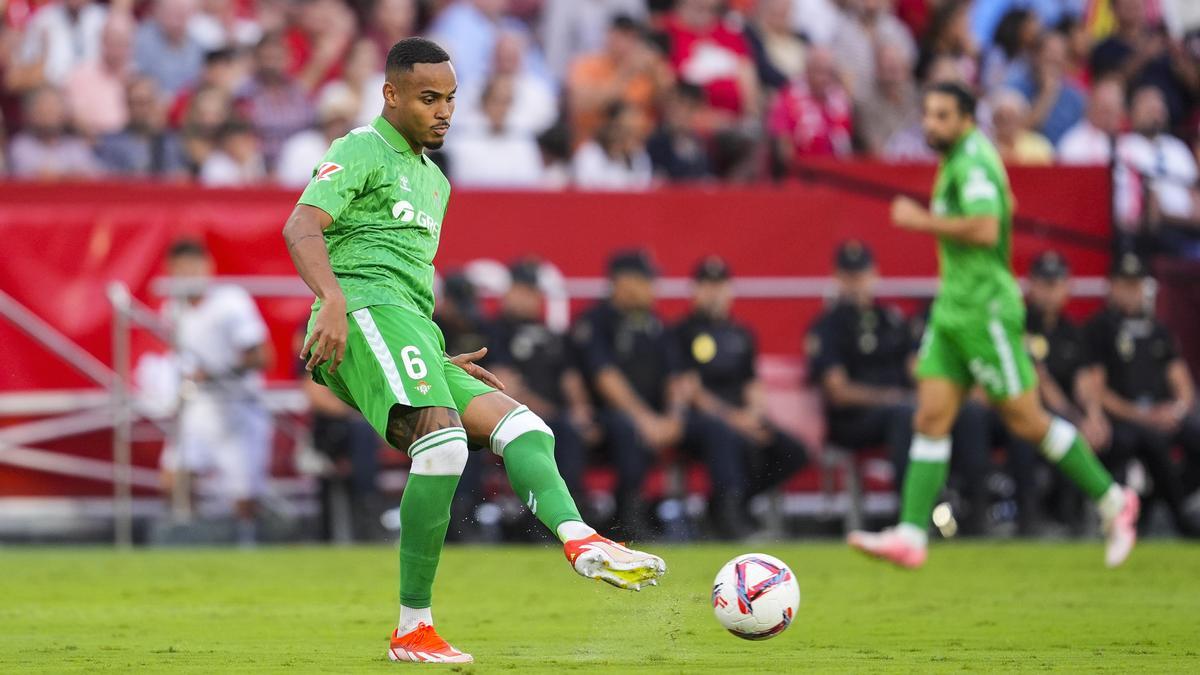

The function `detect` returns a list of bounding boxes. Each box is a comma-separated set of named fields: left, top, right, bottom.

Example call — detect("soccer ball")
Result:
left=711, top=553, right=800, bottom=640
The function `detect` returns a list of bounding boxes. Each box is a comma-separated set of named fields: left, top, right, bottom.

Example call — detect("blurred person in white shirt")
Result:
left=447, top=75, right=544, bottom=187
left=275, top=88, right=358, bottom=188
left=159, top=239, right=273, bottom=545
left=454, top=30, right=558, bottom=137
left=316, top=38, right=386, bottom=128
left=200, top=119, right=266, bottom=186
left=1058, top=79, right=1125, bottom=166
left=12, top=0, right=108, bottom=89
left=1114, top=85, right=1200, bottom=230
left=572, top=100, right=653, bottom=191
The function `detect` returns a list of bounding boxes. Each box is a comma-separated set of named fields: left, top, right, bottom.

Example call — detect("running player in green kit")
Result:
left=282, top=38, right=665, bottom=664
left=847, top=82, right=1139, bottom=569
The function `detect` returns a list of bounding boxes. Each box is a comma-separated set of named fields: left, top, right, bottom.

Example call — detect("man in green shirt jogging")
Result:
left=282, top=38, right=665, bottom=665
left=847, top=82, right=1139, bottom=569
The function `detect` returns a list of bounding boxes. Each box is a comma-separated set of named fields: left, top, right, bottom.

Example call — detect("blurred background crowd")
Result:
left=0, top=0, right=1198, bottom=220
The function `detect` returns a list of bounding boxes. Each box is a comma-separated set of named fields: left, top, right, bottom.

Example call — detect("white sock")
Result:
left=556, top=520, right=596, bottom=543
left=895, top=523, right=928, bottom=548
left=1098, top=484, right=1126, bottom=523
left=398, top=606, right=432, bottom=634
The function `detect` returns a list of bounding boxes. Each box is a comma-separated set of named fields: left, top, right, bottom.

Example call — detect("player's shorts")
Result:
left=309, top=303, right=495, bottom=447
left=915, top=306, right=1036, bottom=401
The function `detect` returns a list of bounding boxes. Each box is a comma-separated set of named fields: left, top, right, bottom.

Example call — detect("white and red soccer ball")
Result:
left=711, top=553, right=801, bottom=640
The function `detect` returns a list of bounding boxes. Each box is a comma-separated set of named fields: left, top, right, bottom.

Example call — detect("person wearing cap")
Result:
left=674, top=256, right=809, bottom=517
left=808, top=240, right=994, bottom=534
left=480, top=258, right=593, bottom=515
left=1083, top=253, right=1200, bottom=536
left=1011, top=251, right=1110, bottom=533
left=572, top=249, right=747, bottom=539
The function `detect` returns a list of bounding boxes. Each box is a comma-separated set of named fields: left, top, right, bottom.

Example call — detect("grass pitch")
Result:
left=1, top=541, right=1197, bottom=673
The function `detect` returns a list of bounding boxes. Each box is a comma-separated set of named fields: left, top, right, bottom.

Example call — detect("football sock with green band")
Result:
left=398, top=428, right=468, bottom=610
left=1040, top=417, right=1115, bottom=500
left=501, top=430, right=585, bottom=538
left=899, top=434, right=951, bottom=532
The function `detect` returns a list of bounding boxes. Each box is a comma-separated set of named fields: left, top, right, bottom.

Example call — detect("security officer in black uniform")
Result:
left=674, top=255, right=809, bottom=506
left=1085, top=253, right=1200, bottom=536
left=807, top=240, right=992, bottom=533
left=573, top=249, right=747, bottom=539
left=1014, top=251, right=1111, bottom=532
left=485, top=258, right=593, bottom=504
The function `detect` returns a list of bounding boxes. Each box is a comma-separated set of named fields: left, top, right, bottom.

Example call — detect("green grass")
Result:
left=1, top=541, right=1198, bottom=673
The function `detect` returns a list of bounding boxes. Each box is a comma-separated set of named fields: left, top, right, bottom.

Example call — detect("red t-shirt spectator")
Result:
left=664, top=14, right=750, bottom=114
left=768, top=81, right=853, bottom=158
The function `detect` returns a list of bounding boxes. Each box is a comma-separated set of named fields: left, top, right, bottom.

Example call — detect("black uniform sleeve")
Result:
left=672, top=319, right=698, bottom=369
left=1082, top=312, right=1109, bottom=368
left=483, top=321, right=512, bottom=366
left=571, top=310, right=615, bottom=377
left=664, top=324, right=687, bottom=375
left=806, top=314, right=843, bottom=385
left=741, top=325, right=758, bottom=382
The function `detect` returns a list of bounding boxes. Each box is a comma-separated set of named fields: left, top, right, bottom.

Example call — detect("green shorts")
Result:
left=915, top=306, right=1036, bottom=402
left=308, top=304, right=494, bottom=447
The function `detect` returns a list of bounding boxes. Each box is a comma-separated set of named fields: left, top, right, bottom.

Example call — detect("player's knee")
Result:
left=1000, top=404, right=1050, bottom=445
left=913, top=404, right=954, bottom=438
left=408, top=427, right=468, bottom=476
left=489, top=405, right=553, bottom=457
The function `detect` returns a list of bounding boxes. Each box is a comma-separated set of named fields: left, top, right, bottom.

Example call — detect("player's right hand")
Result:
left=303, top=297, right=348, bottom=373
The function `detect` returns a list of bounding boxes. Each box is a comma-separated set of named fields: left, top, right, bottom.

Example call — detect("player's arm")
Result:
left=891, top=195, right=999, bottom=246
left=1165, top=358, right=1195, bottom=418
left=283, top=204, right=348, bottom=372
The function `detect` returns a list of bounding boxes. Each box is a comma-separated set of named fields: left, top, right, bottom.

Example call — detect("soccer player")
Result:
left=847, top=81, right=1139, bottom=568
left=281, top=38, right=666, bottom=664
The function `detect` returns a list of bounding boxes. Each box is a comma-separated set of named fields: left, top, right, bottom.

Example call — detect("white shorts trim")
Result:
left=352, top=308, right=411, bottom=406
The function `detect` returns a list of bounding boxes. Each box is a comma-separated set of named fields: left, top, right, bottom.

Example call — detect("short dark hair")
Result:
left=924, top=81, right=977, bottom=118
left=168, top=239, right=208, bottom=260
left=386, top=37, right=451, bottom=76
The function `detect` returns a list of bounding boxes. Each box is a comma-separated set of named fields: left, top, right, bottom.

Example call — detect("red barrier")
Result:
left=0, top=165, right=1111, bottom=391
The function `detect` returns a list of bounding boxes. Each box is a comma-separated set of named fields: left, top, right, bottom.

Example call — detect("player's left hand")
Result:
left=450, top=348, right=505, bottom=390
left=891, top=196, right=929, bottom=231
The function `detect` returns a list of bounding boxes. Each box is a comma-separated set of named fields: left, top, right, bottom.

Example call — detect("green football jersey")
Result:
left=297, top=116, right=451, bottom=318
left=929, top=127, right=1022, bottom=321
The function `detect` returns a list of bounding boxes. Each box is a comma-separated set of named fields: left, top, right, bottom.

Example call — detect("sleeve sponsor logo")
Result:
left=315, top=162, right=343, bottom=182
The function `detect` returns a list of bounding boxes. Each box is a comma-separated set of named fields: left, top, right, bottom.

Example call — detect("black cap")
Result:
left=693, top=255, right=731, bottom=282
left=835, top=240, right=875, bottom=272
left=509, top=257, right=541, bottom=287
left=607, top=249, right=657, bottom=278
left=1109, top=252, right=1149, bottom=279
left=442, top=273, right=477, bottom=307
left=1030, top=250, right=1070, bottom=280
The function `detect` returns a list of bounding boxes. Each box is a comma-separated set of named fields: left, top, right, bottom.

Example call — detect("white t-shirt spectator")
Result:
left=571, top=141, right=652, bottom=191
left=1114, top=132, right=1199, bottom=226
left=275, top=129, right=331, bottom=188
left=1057, top=120, right=1115, bottom=166
left=791, top=0, right=843, bottom=45
left=447, top=129, right=544, bottom=188
left=201, top=150, right=266, bottom=187
left=455, top=73, right=558, bottom=136
left=17, top=2, right=107, bottom=85
left=171, top=284, right=268, bottom=386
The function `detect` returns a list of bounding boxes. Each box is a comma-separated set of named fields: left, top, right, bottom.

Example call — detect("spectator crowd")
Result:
left=0, top=0, right=1198, bottom=217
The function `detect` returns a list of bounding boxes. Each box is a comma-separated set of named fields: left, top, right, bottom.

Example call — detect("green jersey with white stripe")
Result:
left=929, top=127, right=1022, bottom=323
left=297, top=116, right=451, bottom=318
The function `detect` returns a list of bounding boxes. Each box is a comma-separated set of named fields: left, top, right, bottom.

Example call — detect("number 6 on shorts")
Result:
left=401, top=345, right=428, bottom=379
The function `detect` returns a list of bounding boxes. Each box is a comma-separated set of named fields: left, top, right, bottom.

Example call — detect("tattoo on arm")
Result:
left=286, top=233, right=324, bottom=250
